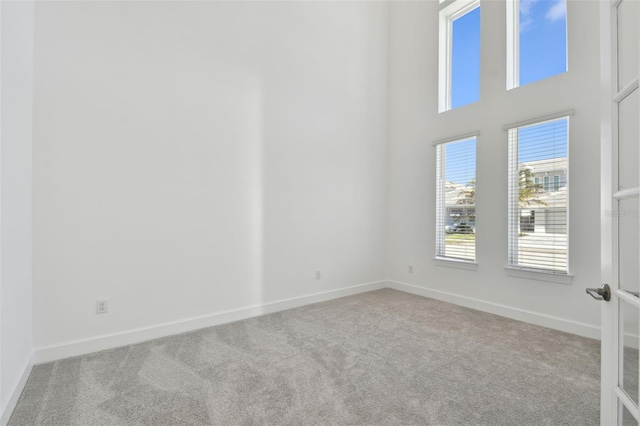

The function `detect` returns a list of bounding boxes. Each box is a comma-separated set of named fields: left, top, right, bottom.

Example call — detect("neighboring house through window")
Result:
left=506, top=114, right=570, bottom=273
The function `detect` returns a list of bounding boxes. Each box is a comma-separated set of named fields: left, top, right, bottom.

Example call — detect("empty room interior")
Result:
left=1, top=0, right=639, bottom=425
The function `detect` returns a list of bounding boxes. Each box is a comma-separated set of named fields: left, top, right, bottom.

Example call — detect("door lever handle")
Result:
left=586, top=284, right=611, bottom=302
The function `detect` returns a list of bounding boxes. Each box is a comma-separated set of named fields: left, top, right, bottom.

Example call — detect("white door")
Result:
left=597, top=0, right=640, bottom=424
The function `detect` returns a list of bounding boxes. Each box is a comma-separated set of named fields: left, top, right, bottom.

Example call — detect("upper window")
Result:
left=507, top=0, right=567, bottom=89
left=439, top=0, right=480, bottom=112
left=436, top=136, right=477, bottom=262
left=507, top=116, right=569, bottom=273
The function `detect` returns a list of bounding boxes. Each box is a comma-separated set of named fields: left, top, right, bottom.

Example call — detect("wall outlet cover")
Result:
left=96, top=300, right=109, bottom=314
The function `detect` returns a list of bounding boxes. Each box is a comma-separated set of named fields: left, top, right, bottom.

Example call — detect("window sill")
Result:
left=434, top=257, right=478, bottom=271
left=504, top=266, right=573, bottom=285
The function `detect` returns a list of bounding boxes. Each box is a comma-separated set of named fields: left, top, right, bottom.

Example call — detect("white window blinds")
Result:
left=436, top=137, right=477, bottom=262
left=507, top=117, right=569, bottom=273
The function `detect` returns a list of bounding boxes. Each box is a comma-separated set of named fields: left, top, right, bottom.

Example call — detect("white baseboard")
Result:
left=34, top=280, right=387, bottom=364
left=388, top=280, right=600, bottom=341
left=33, top=279, right=600, bottom=365
left=1, top=354, right=34, bottom=426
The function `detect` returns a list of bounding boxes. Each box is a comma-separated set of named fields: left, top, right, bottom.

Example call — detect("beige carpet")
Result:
left=9, top=289, right=600, bottom=425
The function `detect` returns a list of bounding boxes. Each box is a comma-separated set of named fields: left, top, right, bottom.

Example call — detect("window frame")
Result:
left=504, top=110, right=574, bottom=284
left=505, top=0, right=520, bottom=90
left=438, top=0, right=481, bottom=113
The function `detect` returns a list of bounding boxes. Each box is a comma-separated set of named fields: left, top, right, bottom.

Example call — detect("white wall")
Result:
left=0, top=0, right=34, bottom=421
left=32, top=1, right=389, bottom=353
left=387, top=0, right=601, bottom=336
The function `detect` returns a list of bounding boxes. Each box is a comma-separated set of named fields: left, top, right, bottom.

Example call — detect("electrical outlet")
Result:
left=408, top=265, right=414, bottom=274
left=315, top=270, right=321, bottom=280
left=96, top=300, right=109, bottom=314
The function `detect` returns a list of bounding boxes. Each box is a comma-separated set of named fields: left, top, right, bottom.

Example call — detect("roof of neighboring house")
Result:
left=520, top=158, right=567, bottom=175
left=444, top=182, right=475, bottom=207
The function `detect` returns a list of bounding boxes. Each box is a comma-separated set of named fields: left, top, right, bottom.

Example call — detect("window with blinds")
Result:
left=507, top=117, right=568, bottom=273
left=436, top=137, right=476, bottom=262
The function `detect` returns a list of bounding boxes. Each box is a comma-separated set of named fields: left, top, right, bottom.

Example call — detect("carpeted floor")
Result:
left=9, top=289, right=601, bottom=425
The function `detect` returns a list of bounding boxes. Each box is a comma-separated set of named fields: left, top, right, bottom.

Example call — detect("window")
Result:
left=436, top=136, right=477, bottom=262
left=439, top=0, right=480, bottom=112
left=507, top=115, right=569, bottom=274
left=507, top=0, right=567, bottom=89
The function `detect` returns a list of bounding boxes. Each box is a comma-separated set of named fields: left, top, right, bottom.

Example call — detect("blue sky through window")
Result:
left=517, top=118, right=568, bottom=163
left=450, top=0, right=566, bottom=110
left=451, top=7, right=480, bottom=109
left=445, top=138, right=476, bottom=185
left=519, top=0, right=567, bottom=86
